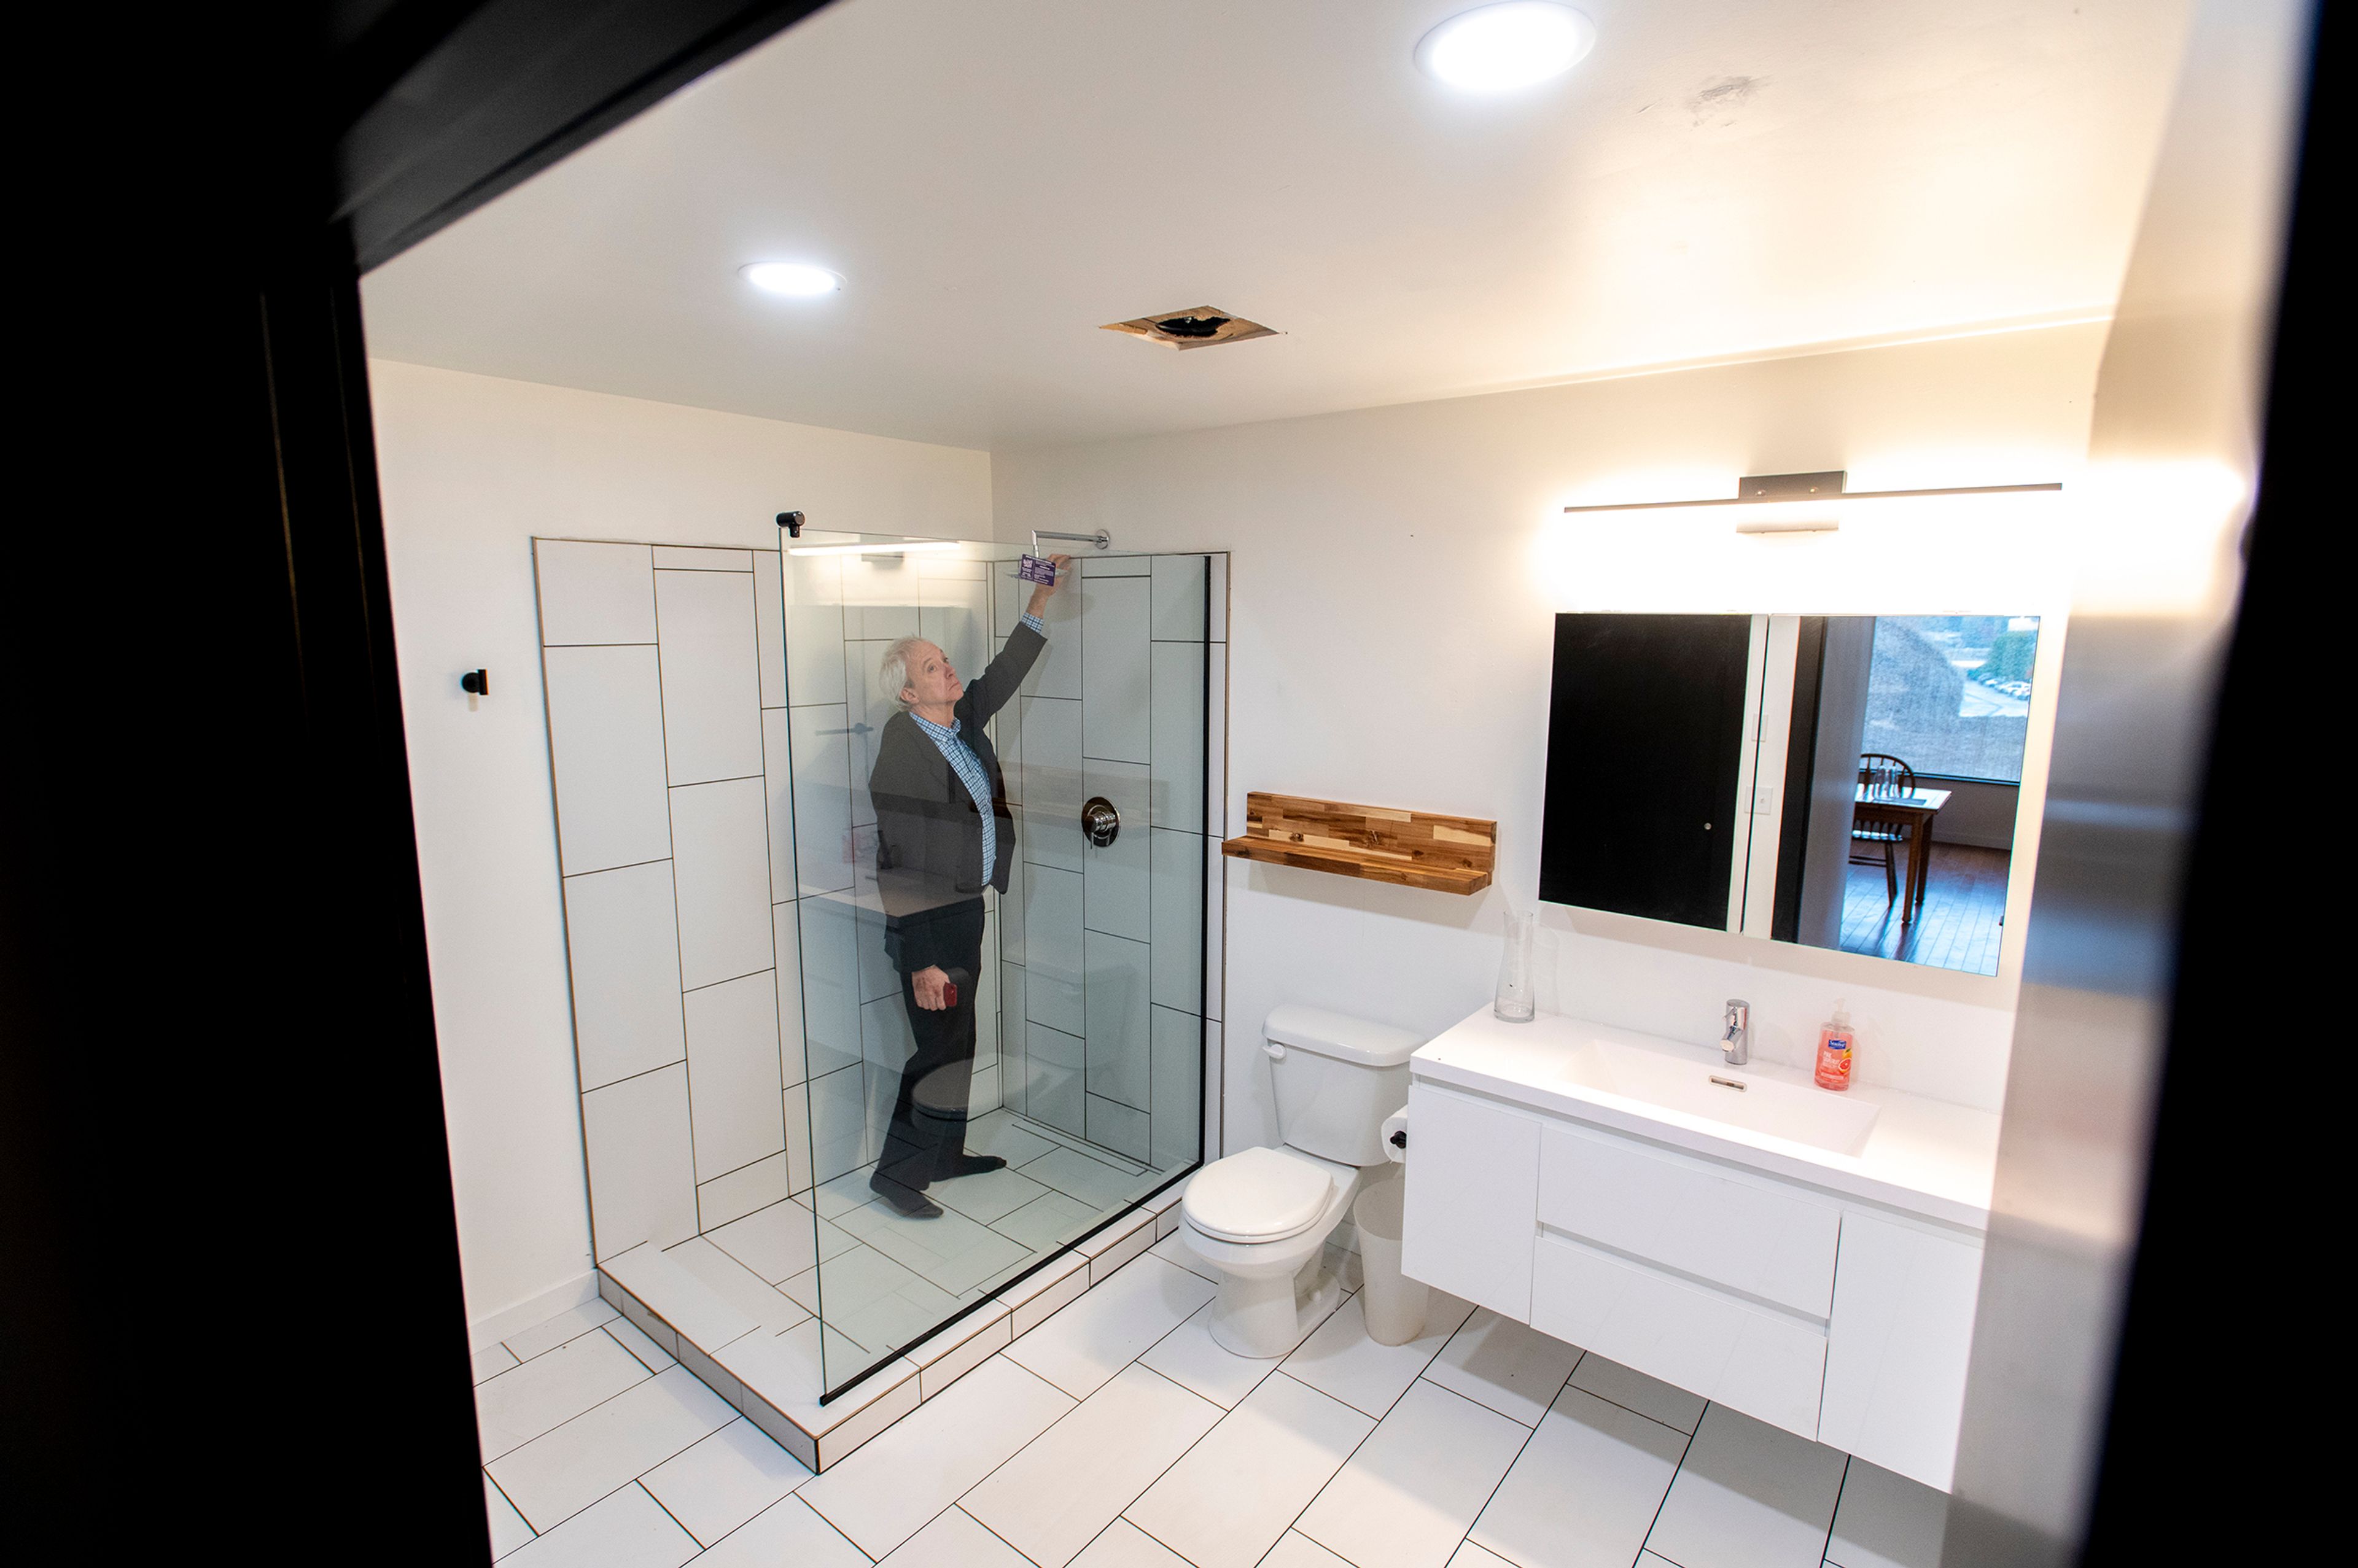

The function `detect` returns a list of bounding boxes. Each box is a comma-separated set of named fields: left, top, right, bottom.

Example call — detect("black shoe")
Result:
left=942, top=1154, right=1007, bottom=1178
left=869, top=1173, right=942, bottom=1218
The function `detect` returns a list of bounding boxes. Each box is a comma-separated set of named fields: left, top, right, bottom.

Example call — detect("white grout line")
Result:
left=484, top=1468, right=537, bottom=1548
left=497, top=1310, right=620, bottom=1369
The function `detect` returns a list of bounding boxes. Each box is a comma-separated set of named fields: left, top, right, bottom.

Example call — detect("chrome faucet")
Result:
left=1721, top=999, right=1750, bottom=1066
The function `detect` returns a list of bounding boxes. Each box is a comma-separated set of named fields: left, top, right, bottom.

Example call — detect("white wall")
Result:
left=1925, top=778, right=2020, bottom=850
left=992, top=322, right=2109, bottom=1143
left=369, top=360, right=990, bottom=1335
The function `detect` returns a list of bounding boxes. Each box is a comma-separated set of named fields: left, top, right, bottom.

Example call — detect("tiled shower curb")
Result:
left=597, top=1180, right=1191, bottom=1472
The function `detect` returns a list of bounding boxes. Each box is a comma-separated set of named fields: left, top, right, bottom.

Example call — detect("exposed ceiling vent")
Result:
left=1101, top=305, right=1278, bottom=351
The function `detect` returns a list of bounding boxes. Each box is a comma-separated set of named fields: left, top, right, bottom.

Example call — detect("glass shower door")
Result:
left=778, top=535, right=1216, bottom=1399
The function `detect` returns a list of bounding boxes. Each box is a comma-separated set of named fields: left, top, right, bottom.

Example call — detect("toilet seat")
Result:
left=1181, top=1146, right=1339, bottom=1244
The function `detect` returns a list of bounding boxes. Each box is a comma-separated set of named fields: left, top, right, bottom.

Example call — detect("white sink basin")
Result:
left=1558, top=1039, right=1880, bottom=1156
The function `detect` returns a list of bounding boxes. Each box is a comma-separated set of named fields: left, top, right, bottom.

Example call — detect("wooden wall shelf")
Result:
left=1222, top=793, right=1496, bottom=895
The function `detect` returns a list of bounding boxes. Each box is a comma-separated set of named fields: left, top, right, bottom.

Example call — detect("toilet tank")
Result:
left=1264, top=1005, right=1426, bottom=1166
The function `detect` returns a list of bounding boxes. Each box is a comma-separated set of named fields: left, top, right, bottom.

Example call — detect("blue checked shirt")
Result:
left=909, top=612, right=1045, bottom=883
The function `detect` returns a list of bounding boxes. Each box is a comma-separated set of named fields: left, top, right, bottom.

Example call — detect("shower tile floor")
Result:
left=699, top=1109, right=1180, bottom=1364
left=473, top=1219, right=1951, bottom=1568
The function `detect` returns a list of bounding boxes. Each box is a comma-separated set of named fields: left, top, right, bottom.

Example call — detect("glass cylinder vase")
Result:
left=1494, top=907, right=1536, bottom=1023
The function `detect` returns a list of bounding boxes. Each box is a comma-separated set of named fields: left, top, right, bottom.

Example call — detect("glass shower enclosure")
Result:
left=777, top=531, right=1220, bottom=1398
left=534, top=527, right=1221, bottom=1446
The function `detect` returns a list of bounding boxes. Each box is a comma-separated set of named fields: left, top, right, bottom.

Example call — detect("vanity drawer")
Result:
left=1531, top=1232, right=1826, bottom=1440
left=1401, top=1084, right=1541, bottom=1320
left=1538, top=1124, right=1841, bottom=1318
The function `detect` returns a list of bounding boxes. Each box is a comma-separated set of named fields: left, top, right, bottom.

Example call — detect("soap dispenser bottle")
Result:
left=1815, top=1000, right=1856, bottom=1091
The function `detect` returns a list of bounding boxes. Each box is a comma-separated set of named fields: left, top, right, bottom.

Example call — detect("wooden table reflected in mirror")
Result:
left=1840, top=785, right=2011, bottom=977
left=1852, top=783, right=1950, bottom=920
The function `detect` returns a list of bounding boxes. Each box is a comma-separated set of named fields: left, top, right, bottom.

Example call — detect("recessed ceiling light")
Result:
left=1415, top=2, right=1596, bottom=92
left=741, top=262, right=842, bottom=297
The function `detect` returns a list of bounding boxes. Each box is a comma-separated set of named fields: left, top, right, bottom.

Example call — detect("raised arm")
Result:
left=963, top=554, right=1072, bottom=724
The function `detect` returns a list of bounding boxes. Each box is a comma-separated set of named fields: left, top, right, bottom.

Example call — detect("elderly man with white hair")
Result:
left=864, top=554, right=1073, bottom=1217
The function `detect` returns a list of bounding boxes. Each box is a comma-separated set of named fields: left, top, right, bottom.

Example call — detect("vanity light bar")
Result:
left=1560, top=470, right=2062, bottom=514
left=1733, top=518, right=1840, bottom=535
left=786, top=539, right=963, bottom=557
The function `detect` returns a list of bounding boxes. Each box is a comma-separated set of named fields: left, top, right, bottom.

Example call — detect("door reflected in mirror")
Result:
left=1541, top=612, right=2048, bottom=977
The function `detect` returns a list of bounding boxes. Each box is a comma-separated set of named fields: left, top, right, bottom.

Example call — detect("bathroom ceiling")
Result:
left=358, top=0, right=2190, bottom=451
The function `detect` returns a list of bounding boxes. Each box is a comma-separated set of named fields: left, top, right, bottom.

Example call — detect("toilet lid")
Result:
left=1183, top=1147, right=1336, bottom=1244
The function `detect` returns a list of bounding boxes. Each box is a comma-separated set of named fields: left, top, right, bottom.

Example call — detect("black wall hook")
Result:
left=461, top=669, right=489, bottom=696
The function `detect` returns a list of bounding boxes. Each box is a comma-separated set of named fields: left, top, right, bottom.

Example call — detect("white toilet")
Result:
left=1180, top=1004, right=1424, bottom=1357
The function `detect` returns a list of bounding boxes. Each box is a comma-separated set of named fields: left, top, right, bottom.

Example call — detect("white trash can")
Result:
left=1353, top=1175, right=1428, bottom=1346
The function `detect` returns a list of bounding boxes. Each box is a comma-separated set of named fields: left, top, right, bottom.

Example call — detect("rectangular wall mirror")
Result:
left=1540, top=611, right=2046, bottom=977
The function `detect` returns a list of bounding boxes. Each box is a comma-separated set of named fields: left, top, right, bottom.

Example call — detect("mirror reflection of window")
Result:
left=1822, top=615, right=2042, bottom=977
left=1863, top=616, right=2040, bottom=785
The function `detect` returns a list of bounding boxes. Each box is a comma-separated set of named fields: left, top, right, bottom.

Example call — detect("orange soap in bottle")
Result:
left=1815, top=1000, right=1856, bottom=1091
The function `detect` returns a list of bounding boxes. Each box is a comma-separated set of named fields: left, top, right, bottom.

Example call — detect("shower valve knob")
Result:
left=1081, top=796, right=1120, bottom=847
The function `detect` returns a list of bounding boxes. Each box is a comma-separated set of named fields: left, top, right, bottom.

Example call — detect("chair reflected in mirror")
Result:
left=1851, top=752, right=1918, bottom=907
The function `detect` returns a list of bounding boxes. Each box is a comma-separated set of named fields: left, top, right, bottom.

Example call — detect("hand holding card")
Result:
left=1020, top=553, right=1073, bottom=618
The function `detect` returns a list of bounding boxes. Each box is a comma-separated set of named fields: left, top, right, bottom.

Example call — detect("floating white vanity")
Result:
left=1399, top=1006, right=1998, bottom=1492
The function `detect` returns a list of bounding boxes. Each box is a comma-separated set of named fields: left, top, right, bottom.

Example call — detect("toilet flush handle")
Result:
left=1263, top=1040, right=1286, bottom=1062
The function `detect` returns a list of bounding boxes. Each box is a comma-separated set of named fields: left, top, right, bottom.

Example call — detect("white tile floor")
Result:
left=739, top=1109, right=1172, bottom=1373
left=473, top=1225, right=1950, bottom=1568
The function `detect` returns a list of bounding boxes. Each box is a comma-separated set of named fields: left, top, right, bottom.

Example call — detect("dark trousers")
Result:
left=874, top=901, right=988, bottom=1193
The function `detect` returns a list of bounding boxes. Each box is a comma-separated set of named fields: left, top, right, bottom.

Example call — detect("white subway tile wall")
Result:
left=560, top=861, right=688, bottom=1091
left=697, top=1152, right=791, bottom=1233
left=539, top=540, right=809, bottom=1263
left=1083, top=759, right=1153, bottom=940
left=1002, top=552, right=1225, bottom=1200
left=786, top=704, right=855, bottom=896
left=1148, top=642, right=1207, bottom=833
left=760, top=708, right=799, bottom=904
left=543, top=645, right=672, bottom=873
left=670, top=778, right=775, bottom=990
left=1083, top=931, right=1151, bottom=1111
left=1146, top=830, right=1202, bottom=1012
left=535, top=540, right=660, bottom=646
left=1026, top=1022, right=1087, bottom=1137
left=683, top=969, right=788, bottom=1182
left=1025, top=866, right=1086, bottom=1037
left=798, top=896, right=863, bottom=1081
left=655, top=569, right=765, bottom=785
left=1022, top=696, right=1086, bottom=874
left=579, top=1062, right=699, bottom=1260
left=1081, top=576, right=1152, bottom=763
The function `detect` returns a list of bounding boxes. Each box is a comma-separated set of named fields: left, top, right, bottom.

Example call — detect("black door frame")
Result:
left=5, top=1, right=2326, bottom=1556
left=6, top=2, right=827, bottom=1553
left=2074, top=4, right=2334, bottom=1561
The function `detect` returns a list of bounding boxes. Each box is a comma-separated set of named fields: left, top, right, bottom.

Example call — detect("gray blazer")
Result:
left=868, top=623, right=1046, bottom=973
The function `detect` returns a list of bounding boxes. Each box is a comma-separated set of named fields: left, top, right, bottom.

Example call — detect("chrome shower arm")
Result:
left=1030, top=529, right=1111, bottom=553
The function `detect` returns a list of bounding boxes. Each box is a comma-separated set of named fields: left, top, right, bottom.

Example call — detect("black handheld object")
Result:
left=460, top=669, right=489, bottom=696
left=776, top=510, right=805, bottom=538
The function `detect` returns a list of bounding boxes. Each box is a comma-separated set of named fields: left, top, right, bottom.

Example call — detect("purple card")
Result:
left=1017, top=553, right=1059, bottom=584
